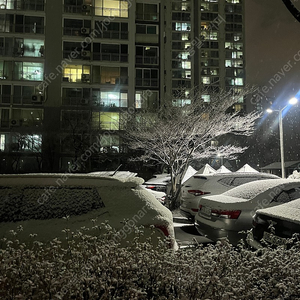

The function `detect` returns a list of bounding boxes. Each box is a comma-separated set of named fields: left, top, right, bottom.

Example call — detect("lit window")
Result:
left=172, top=99, right=191, bottom=107
left=225, top=60, right=232, bottom=67
left=202, top=77, right=210, bottom=84
left=95, top=0, right=128, bottom=18
left=100, top=112, right=119, bottom=130
left=63, top=65, right=90, bottom=83
left=235, top=78, right=243, bottom=86
left=179, top=52, right=190, bottom=60
left=209, top=32, right=218, bottom=40
left=0, top=134, right=5, bottom=151
left=202, top=95, right=211, bottom=103
left=99, top=91, right=127, bottom=107
left=135, top=90, right=158, bottom=109
left=175, top=22, right=191, bottom=31
left=99, top=135, right=120, bottom=153
left=182, top=61, right=191, bottom=69
left=181, top=33, right=190, bottom=41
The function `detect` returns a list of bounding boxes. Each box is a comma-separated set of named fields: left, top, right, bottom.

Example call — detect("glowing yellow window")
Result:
left=100, top=112, right=119, bottom=130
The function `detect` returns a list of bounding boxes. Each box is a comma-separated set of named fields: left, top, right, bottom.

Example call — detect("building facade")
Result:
left=0, top=0, right=245, bottom=173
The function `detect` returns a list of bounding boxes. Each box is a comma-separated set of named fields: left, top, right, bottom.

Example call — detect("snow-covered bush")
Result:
left=288, top=170, right=300, bottom=179
left=1, top=225, right=300, bottom=299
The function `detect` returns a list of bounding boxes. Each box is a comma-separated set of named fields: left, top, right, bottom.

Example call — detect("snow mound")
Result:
left=288, top=170, right=300, bottom=179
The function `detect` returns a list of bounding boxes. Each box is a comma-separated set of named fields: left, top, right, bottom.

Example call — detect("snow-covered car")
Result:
left=180, top=172, right=279, bottom=220
left=140, top=185, right=166, bottom=205
left=143, top=173, right=171, bottom=193
left=195, top=179, right=300, bottom=245
left=247, top=198, right=300, bottom=249
left=0, top=174, right=177, bottom=249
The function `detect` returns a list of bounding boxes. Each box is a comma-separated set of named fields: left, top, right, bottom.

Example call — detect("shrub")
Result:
left=1, top=224, right=300, bottom=299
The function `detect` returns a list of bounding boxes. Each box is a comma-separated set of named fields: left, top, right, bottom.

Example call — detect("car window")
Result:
left=217, top=177, right=234, bottom=187
left=272, top=188, right=300, bottom=204
left=230, top=177, right=261, bottom=187
left=273, top=191, right=290, bottom=204
left=287, top=188, right=300, bottom=201
left=0, top=186, right=105, bottom=222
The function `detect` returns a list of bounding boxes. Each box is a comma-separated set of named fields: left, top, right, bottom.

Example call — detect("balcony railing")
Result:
left=63, top=5, right=128, bottom=18
left=0, top=0, right=44, bottom=11
left=136, top=56, right=158, bottom=65
left=1, top=24, right=44, bottom=34
left=63, top=27, right=128, bottom=39
left=92, top=53, right=128, bottom=62
left=136, top=13, right=159, bottom=21
left=135, top=78, right=158, bottom=87
left=0, top=46, right=44, bottom=57
left=62, top=96, right=128, bottom=108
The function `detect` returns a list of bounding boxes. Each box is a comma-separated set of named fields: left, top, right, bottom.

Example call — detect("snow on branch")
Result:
left=122, top=86, right=261, bottom=205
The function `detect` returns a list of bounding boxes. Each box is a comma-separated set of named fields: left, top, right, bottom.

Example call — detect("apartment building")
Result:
left=0, top=0, right=245, bottom=173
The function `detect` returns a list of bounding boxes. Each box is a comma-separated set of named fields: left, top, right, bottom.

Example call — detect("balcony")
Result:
left=0, top=46, right=44, bottom=58
left=135, top=78, right=158, bottom=88
left=136, top=56, right=158, bottom=65
left=92, top=53, right=128, bottom=62
left=0, top=0, right=44, bottom=11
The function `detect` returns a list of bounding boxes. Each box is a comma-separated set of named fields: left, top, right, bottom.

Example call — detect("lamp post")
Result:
left=217, top=152, right=223, bottom=166
left=267, top=97, right=298, bottom=178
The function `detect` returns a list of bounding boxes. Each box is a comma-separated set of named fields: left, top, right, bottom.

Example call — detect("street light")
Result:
left=217, top=152, right=223, bottom=166
left=267, top=97, right=298, bottom=178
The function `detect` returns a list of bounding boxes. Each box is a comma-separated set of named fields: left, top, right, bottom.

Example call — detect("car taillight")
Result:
left=145, top=185, right=156, bottom=190
left=191, top=208, right=199, bottom=212
left=211, top=209, right=241, bottom=219
left=155, top=225, right=170, bottom=237
left=155, top=225, right=175, bottom=249
left=188, top=190, right=211, bottom=196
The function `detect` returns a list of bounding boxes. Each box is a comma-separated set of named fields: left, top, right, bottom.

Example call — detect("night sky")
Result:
left=246, top=0, right=300, bottom=105
left=242, top=0, right=300, bottom=167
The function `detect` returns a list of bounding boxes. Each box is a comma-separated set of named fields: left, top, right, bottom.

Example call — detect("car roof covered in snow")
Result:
left=202, top=179, right=300, bottom=203
left=256, top=198, right=300, bottom=225
left=224, top=179, right=300, bottom=200
left=0, top=173, right=144, bottom=187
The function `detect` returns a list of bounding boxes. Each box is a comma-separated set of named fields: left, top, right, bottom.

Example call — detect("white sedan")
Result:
left=195, top=179, right=300, bottom=245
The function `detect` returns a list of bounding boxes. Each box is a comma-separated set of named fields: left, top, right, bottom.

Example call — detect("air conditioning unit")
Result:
left=81, top=27, right=90, bottom=35
left=32, top=94, right=44, bottom=103
left=81, top=98, right=89, bottom=105
left=10, top=119, right=20, bottom=127
left=81, top=50, right=91, bottom=58
left=82, top=4, right=91, bottom=12
left=81, top=73, right=90, bottom=82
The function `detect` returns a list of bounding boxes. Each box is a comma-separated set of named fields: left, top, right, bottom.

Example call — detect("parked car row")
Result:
left=180, top=172, right=279, bottom=220
left=194, top=179, right=300, bottom=245
left=177, top=168, right=300, bottom=247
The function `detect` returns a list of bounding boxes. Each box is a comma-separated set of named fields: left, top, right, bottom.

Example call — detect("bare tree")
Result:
left=123, top=87, right=261, bottom=209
